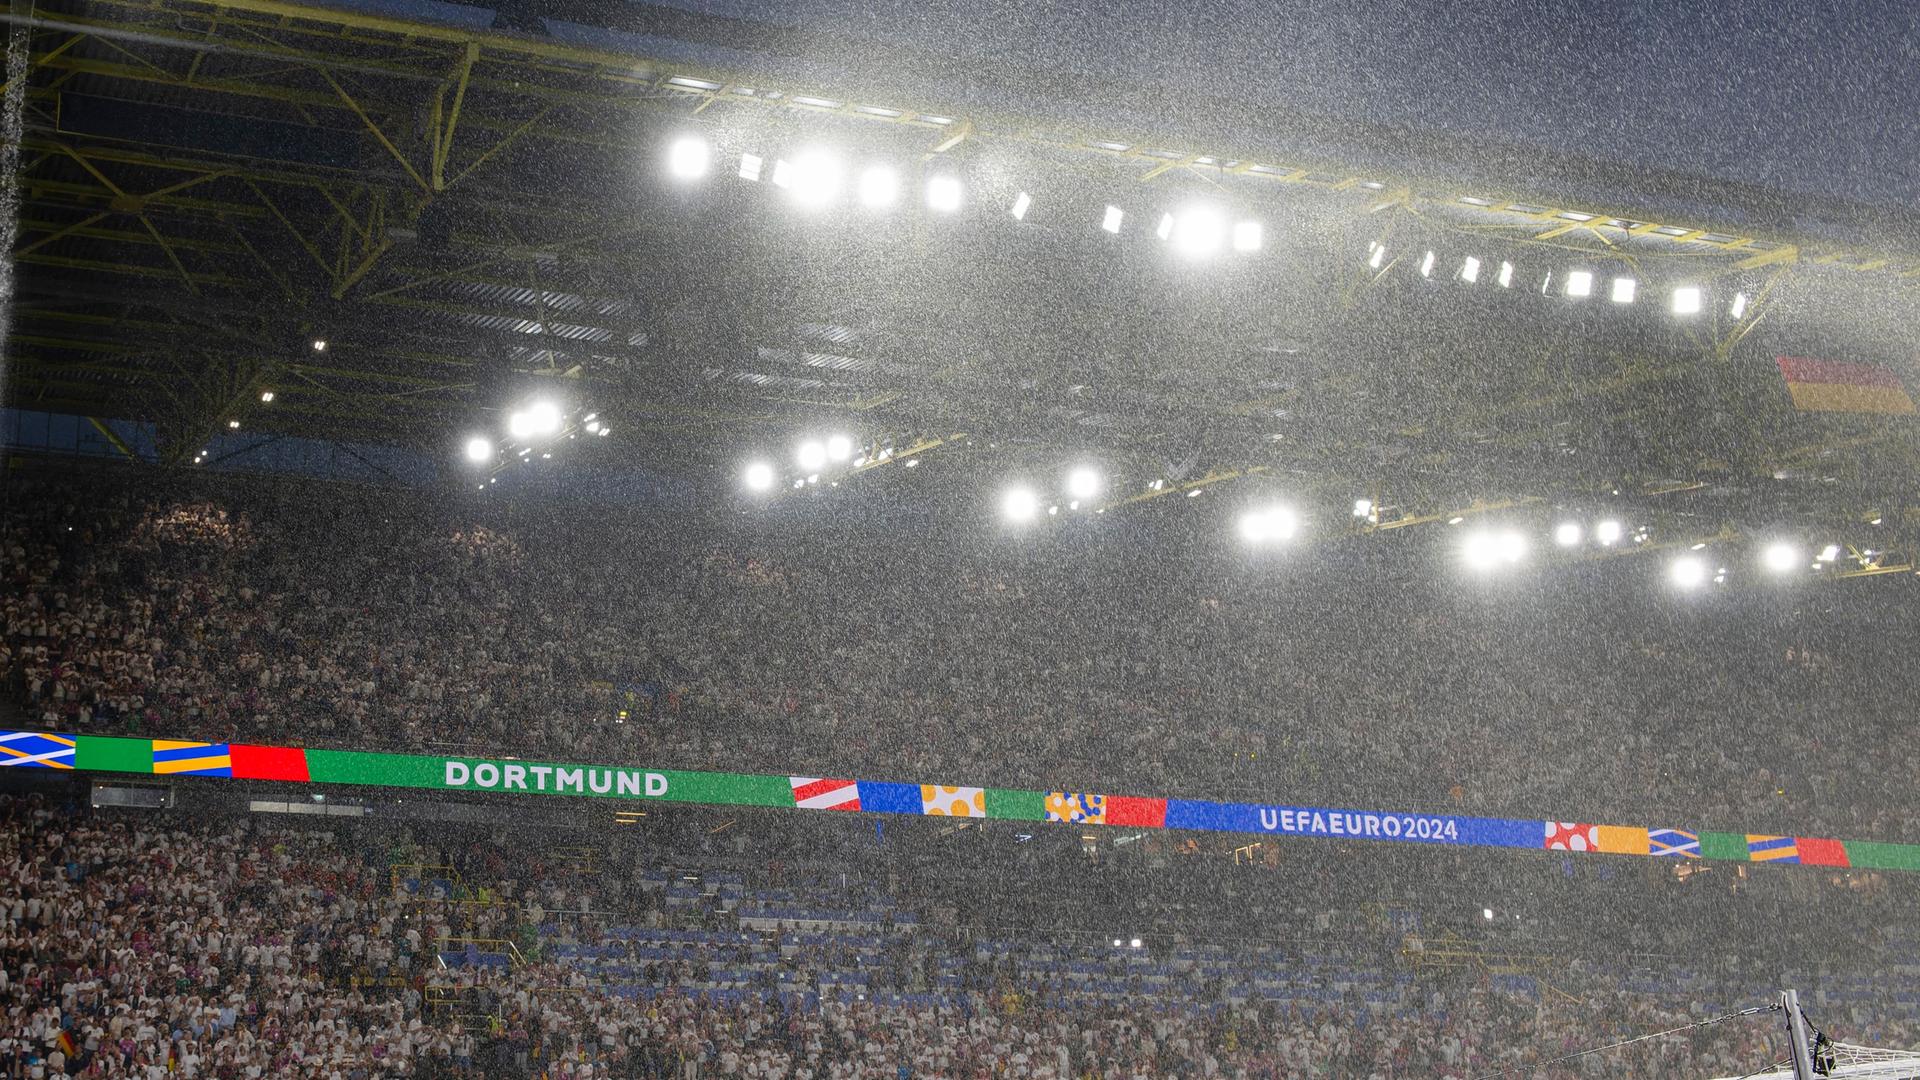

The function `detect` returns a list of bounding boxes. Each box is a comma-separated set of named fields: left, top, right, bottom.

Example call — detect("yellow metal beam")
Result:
left=432, top=42, right=479, bottom=192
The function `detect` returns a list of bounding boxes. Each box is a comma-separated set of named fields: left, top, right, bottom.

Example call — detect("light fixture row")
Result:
left=1373, top=241, right=1750, bottom=318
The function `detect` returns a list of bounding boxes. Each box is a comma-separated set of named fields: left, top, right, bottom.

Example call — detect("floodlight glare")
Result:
left=1419, top=250, right=1436, bottom=278
left=796, top=440, right=828, bottom=472
left=1171, top=205, right=1225, bottom=257
left=785, top=151, right=844, bottom=206
left=1595, top=519, right=1623, bottom=546
left=1463, top=529, right=1526, bottom=571
left=738, top=153, right=764, bottom=181
left=1610, top=277, right=1637, bottom=304
left=1497, top=261, right=1514, bottom=288
left=464, top=436, right=492, bottom=463
left=1565, top=270, right=1594, bottom=298
left=1817, top=544, right=1840, bottom=562
left=1460, top=256, right=1481, bottom=283
left=1553, top=521, right=1582, bottom=547
left=1066, top=467, right=1102, bottom=500
left=1352, top=498, right=1373, bottom=517
left=825, top=434, right=853, bottom=462
left=1002, top=486, right=1039, bottom=523
left=1730, top=292, right=1750, bottom=319
left=1238, top=505, right=1299, bottom=544
left=525, top=400, right=562, bottom=437
left=1102, top=205, right=1124, bottom=233
left=1129, top=937, right=1143, bottom=949
left=926, top=175, right=963, bottom=213
left=1232, top=220, right=1262, bottom=252
left=1011, top=191, right=1032, bottom=220
left=1672, top=286, right=1703, bottom=315
left=857, top=166, right=899, bottom=208
left=743, top=461, right=775, bottom=492
left=1761, top=542, right=1799, bottom=573
left=667, top=136, right=710, bottom=180
left=1368, top=245, right=1387, bottom=269
left=1669, top=555, right=1708, bottom=590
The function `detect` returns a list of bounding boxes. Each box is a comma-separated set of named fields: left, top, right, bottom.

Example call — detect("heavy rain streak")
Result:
left=0, top=1, right=1917, bottom=1078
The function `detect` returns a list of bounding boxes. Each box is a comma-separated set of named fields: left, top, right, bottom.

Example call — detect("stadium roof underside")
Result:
left=5, top=0, right=1920, bottom=528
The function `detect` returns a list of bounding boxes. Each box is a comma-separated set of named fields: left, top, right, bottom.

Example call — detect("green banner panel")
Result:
left=74, top=735, right=154, bottom=775
left=985, top=788, right=1047, bottom=821
left=654, top=769, right=792, bottom=807
left=1698, top=831, right=1749, bottom=861
left=305, top=749, right=453, bottom=788
left=1844, top=841, right=1920, bottom=872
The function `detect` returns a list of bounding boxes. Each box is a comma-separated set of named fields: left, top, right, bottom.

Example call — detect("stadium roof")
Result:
left=5, top=0, right=1919, bottom=534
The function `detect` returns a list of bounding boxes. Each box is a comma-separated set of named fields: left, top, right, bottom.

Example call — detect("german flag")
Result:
left=1777, top=357, right=1916, bottom=415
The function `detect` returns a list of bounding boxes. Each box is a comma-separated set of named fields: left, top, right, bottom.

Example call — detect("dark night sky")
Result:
left=657, top=0, right=1920, bottom=209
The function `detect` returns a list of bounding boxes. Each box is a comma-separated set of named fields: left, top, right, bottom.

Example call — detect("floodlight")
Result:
left=1671, top=286, right=1703, bottom=315
left=1497, top=261, right=1514, bottom=288
left=1761, top=542, right=1799, bottom=573
left=1102, top=205, right=1124, bottom=233
left=1011, top=191, right=1031, bottom=220
left=1066, top=467, right=1102, bottom=500
left=259, top=391, right=274, bottom=403
left=926, top=175, right=963, bottom=213
left=1553, top=521, right=1582, bottom=547
left=1238, top=505, right=1298, bottom=544
left=311, top=339, right=327, bottom=352
left=738, top=153, right=764, bottom=181
left=1231, top=221, right=1262, bottom=252
left=1171, top=205, right=1225, bottom=257
left=1002, top=487, right=1039, bottom=523
left=1112, top=939, right=1123, bottom=948
left=1460, top=256, right=1481, bottom=283
left=857, top=166, right=898, bottom=208
left=1368, top=245, right=1387, bottom=269
left=524, top=401, right=562, bottom=437
left=1463, top=529, right=1525, bottom=571
left=1595, top=519, right=1623, bottom=546
left=1482, top=908, right=1494, bottom=921
left=1610, top=277, right=1637, bottom=304
left=743, top=461, right=775, bottom=492
left=1129, top=938, right=1143, bottom=949
left=585, top=420, right=600, bottom=434
left=464, top=437, right=491, bottom=464
left=1565, top=270, right=1593, bottom=298
left=1419, top=251, right=1436, bottom=278
left=1669, top=555, right=1708, bottom=590
left=667, top=136, right=710, bottom=180
left=785, top=151, right=844, bottom=205
left=1817, top=544, right=1840, bottom=562
left=1730, top=292, right=1749, bottom=319
left=825, top=434, right=853, bottom=462
left=796, top=440, right=827, bottom=472
left=1352, top=499, right=1372, bottom=517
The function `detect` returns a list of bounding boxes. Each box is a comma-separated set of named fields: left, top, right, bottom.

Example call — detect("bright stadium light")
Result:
left=1419, top=250, right=1436, bottom=278
left=1368, top=245, right=1387, bottom=269
left=1171, top=205, right=1225, bottom=257
left=1595, top=519, right=1623, bottom=546
left=1482, top=908, right=1494, bottom=921
left=1460, top=256, right=1481, bottom=283
left=926, top=175, right=963, bottom=213
left=1232, top=220, right=1262, bottom=252
left=1010, top=191, right=1032, bottom=220
left=1066, top=467, right=1103, bottom=500
left=738, top=153, right=764, bottom=181
left=1565, top=270, right=1594, bottom=298
left=464, top=436, right=492, bottom=464
left=1157, top=213, right=1175, bottom=241
left=825, top=434, right=853, bottom=462
left=667, top=136, right=710, bottom=180
left=1672, top=286, right=1703, bottom=315
left=1497, top=261, right=1514, bottom=288
left=1669, top=554, right=1708, bottom=590
left=1102, top=205, right=1124, bottom=233
left=1610, top=277, right=1637, bottom=304
left=1730, top=291, right=1750, bottom=319
left=259, top=390, right=274, bottom=403
left=857, top=166, right=899, bottom=208
left=1553, top=521, right=1583, bottom=547
left=796, top=440, right=828, bottom=472
left=1463, top=529, right=1526, bottom=571
left=1761, top=542, right=1799, bottom=573
left=1817, top=544, right=1840, bottom=562
left=1238, top=505, right=1299, bottom=544
left=1002, top=486, right=1039, bottom=523
left=743, top=461, right=775, bottom=492
left=1129, top=937, right=1143, bottom=949
left=1352, top=498, right=1372, bottom=518
left=527, top=400, right=562, bottom=437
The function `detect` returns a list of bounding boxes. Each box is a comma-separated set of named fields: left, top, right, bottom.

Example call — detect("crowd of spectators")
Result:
left=4, top=793, right=1917, bottom=1080
left=1, top=465, right=1915, bottom=844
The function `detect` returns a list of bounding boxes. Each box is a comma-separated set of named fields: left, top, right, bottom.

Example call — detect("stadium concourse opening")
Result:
left=3, top=0, right=1920, bottom=1077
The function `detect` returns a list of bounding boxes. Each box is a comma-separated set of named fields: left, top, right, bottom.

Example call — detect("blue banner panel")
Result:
left=1164, top=800, right=1538, bottom=849
left=855, top=781, right=923, bottom=815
